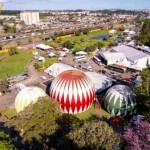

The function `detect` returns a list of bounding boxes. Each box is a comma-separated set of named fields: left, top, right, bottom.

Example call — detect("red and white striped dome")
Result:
left=50, top=70, right=95, bottom=114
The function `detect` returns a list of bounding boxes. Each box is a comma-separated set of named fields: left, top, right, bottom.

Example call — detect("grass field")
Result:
left=0, top=50, right=33, bottom=80
left=1, top=106, right=112, bottom=121
left=76, top=106, right=112, bottom=120
left=49, top=30, right=114, bottom=51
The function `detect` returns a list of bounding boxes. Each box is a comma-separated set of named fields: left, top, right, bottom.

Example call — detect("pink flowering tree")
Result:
left=123, top=121, right=150, bottom=150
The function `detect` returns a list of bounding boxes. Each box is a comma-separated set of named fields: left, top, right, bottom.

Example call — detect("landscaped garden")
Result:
left=48, top=30, right=115, bottom=51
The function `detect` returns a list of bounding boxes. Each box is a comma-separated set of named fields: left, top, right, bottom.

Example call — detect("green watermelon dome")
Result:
left=104, top=85, right=137, bottom=117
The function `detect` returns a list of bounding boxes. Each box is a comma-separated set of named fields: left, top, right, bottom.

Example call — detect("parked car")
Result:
left=80, top=61, right=92, bottom=71
left=40, top=76, right=47, bottom=80
left=110, top=72, right=117, bottom=76
left=98, top=70, right=106, bottom=74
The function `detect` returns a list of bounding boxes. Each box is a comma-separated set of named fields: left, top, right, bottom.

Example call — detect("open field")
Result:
left=48, top=30, right=115, bottom=51
left=0, top=50, right=33, bottom=80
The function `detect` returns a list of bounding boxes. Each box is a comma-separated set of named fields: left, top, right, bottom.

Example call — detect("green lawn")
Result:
left=76, top=106, right=96, bottom=120
left=1, top=106, right=112, bottom=121
left=0, top=50, right=33, bottom=80
left=76, top=106, right=112, bottom=120
left=36, top=57, right=58, bottom=71
left=44, top=57, right=58, bottom=67
left=1, top=108, right=17, bottom=119
left=48, top=30, right=114, bottom=51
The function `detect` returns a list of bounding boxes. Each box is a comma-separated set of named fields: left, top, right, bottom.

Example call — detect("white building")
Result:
left=20, top=12, right=40, bottom=25
left=112, top=45, right=150, bottom=71
left=100, top=52, right=129, bottom=66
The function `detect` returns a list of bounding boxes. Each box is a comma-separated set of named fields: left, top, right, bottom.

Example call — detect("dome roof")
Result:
left=50, top=70, right=95, bottom=114
left=104, top=85, right=137, bottom=116
left=15, top=86, right=46, bottom=113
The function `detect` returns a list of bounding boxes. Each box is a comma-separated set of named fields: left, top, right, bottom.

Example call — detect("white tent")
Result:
left=58, top=51, right=66, bottom=57
left=45, top=63, right=77, bottom=77
left=36, top=44, right=53, bottom=51
left=123, top=29, right=130, bottom=33
left=109, top=29, right=116, bottom=34
left=127, top=40, right=135, bottom=47
left=45, top=63, right=114, bottom=92
left=49, top=52, right=56, bottom=57
left=75, top=51, right=87, bottom=56
left=129, top=31, right=136, bottom=35
left=38, top=56, right=45, bottom=62
left=85, top=72, right=114, bottom=92
left=62, top=48, right=69, bottom=53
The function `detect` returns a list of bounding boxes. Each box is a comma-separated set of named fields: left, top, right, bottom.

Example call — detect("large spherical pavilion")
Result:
left=15, top=86, right=46, bottom=113
left=104, top=85, right=137, bottom=117
left=50, top=70, right=95, bottom=114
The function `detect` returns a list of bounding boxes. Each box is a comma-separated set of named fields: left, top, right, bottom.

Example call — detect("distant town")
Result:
left=0, top=7, right=150, bottom=150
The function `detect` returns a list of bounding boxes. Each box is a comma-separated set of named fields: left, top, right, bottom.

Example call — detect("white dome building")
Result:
left=15, top=86, right=46, bottom=113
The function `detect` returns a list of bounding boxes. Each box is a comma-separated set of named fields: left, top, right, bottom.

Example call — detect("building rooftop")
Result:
left=112, top=45, right=149, bottom=62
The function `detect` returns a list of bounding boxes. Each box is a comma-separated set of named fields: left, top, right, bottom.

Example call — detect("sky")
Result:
left=1, top=0, right=150, bottom=10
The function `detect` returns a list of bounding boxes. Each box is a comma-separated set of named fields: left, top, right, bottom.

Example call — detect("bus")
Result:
left=73, top=55, right=86, bottom=62
left=107, top=64, right=127, bottom=73
left=92, top=56, right=102, bottom=65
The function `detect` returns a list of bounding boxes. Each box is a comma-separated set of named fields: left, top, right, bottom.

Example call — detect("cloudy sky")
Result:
left=0, top=0, right=150, bottom=10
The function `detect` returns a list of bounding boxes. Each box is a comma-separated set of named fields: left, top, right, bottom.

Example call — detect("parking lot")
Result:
left=61, top=54, right=132, bottom=81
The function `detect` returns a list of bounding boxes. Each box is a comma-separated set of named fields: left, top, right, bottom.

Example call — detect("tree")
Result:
left=0, top=80, right=8, bottom=93
left=85, top=45, right=96, bottom=53
left=138, top=19, right=150, bottom=46
left=8, top=47, right=19, bottom=56
left=123, top=121, right=150, bottom=150
left=75, top=30, right=81, bottom=36
left=6, top=97, right=61, bottom=148
left=97, top=42, right=105, bottom=49
left=141, top=19, right=150, bottom=35
left=103, top=36, right=108, bottom=41
left=108, top=41, right=118, bottom=47
left=80, top=38, right=85, bottom=42
left=0, top=131, right=16, bottom=150
left=62, top=40, right=74, bottom=49
left=3, top=25, right=16, bottom=33
left=82, top=29, right=89, bottom=35
left=55, top=114, right=84, bottom=150
left=57, top=114, right=83, bottom=134
left=68, top=121, right=121, bottom=150
left=135, top=67, right=150, bottom=121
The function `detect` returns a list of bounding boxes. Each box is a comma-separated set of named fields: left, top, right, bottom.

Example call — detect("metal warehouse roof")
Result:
left=112, top=45, right=149, bottom=61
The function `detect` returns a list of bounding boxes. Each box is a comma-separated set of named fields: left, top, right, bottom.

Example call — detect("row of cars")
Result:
left=7, top=73, right=29, bottom=87
left=108, top=71, right=141, bottom=85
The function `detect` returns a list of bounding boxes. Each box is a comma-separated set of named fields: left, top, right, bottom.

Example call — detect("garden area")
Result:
left=47, top=30, right=115, bottom=51
left=0, top=50, right=33, bottom=80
